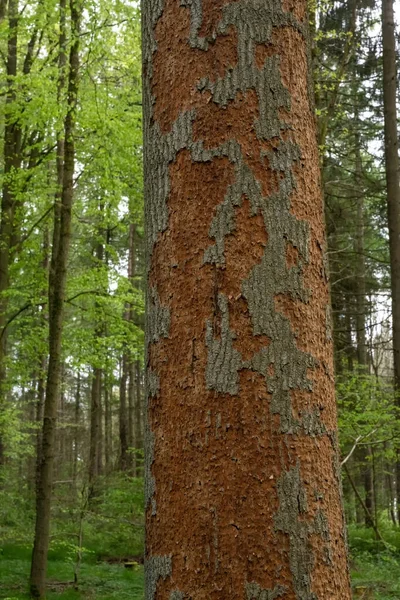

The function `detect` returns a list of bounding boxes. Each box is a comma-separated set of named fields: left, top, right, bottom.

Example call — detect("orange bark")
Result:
left=143, top=2, right=351, bottom=598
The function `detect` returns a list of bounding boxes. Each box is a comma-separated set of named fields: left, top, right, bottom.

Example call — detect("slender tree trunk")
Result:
left=353, top=131, right=375, bottom=528
left=73, top=371, right=80, bottom=487
left=344, top=295, right=354, bottom=372
left=0, top=0, right=21, bottom=466
left=382, top=0, right=400, bottom=526
left=143, top=2, right=351, bottom=597
left=134, top=359, right=143, bottom=476
left=119, top=356, right=129, bottom=471
left=104, top=374, right=112, bottom=472
left=89, top=228, right=105, bottom=485
left=363, top=453, right=375, bottom=529
left=89, top=367, right=102, bottom=484
left=30, top=2, right=81, bottom=596
left=128, top=361, right=135, bottom=462
left=354, top=132, right=367, bottom=369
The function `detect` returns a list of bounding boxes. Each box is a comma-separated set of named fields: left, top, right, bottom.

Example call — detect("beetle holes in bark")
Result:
left=143, top=1, right=351, bottom=599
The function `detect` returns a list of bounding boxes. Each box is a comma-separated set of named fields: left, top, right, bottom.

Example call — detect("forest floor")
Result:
left=0, top=556, right=144, bottom=600
left=351, top=551, right=400, bottom=599
left=1, top=549, right=400, bottom=599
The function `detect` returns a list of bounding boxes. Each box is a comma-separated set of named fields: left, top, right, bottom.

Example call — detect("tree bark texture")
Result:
left=30, top=1, right=81, bottom=596
left=143, top=2, right=351, bottom=599
left=382, top=0, right=400, bottom=526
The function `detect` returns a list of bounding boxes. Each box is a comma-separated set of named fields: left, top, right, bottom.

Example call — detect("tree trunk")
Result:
left=30, top=1, right=81, bottom=596
left=73, top=372, right=81, bottom=487
left=382, top=0, right=400, bottom=526
left=134, top=359, right=143, bottom=476
left=354, top=131, right=367, bottom=369
left=89, top=367, right=103, bottom=484
left=119, top=356, right=129, bottom=471
left=0, top=0, right=21, bottom=466
left=143, top=2, right=352, bottom=598
left=104, top=374, right=112, bottom=472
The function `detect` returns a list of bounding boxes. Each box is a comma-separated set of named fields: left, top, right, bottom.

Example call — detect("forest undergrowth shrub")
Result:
left=0, top=472, right=144, bottom=563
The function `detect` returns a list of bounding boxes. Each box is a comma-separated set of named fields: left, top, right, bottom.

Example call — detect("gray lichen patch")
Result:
left=275, top=462, right=333, bottom=600
left=145, top=555, right=172, bottom=600
left=169, top=591, right=186, bottom=600
left=301, top=408, right=326, bottom=436
left=147, top=286, right=171, bottom=343
left=147, top=368, right=161, bottom=399
left=274, top=463, right=315, bottom=600
left=144, top=418, right=157, bottom=516
left=145, top=111, right=196, bottom=259
left=196, top=0, right=304, bottom=140
left=206, top=293, right=242, bottom=395
left=144, top=284, right=170, bottom=518
left=246, top=582, right=286, bottom=600
left=203, top=154, right=263, bottom=266
left=179, top=0, right=208, bottom=49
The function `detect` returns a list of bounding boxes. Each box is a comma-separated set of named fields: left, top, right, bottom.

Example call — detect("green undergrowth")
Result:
left=351, top=551, right=400, bottom=599
left=349, top=524, right=400, bottom=598
left=0, top=554, right=144, bottom=600
left=3, top=528, right=400, bottom=599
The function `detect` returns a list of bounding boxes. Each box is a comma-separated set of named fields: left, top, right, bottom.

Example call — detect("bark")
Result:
left=30, top=1, right=81, bottom=597
left=382, top=0, right=400, bottom=526
left=143, top=2, right=351, bottom=598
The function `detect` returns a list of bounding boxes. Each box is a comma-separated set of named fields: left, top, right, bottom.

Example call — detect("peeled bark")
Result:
left=30, top=1, right=81, bottom=596
left=143, top=2, right=351, bottom=598
left=382, top=0, right=400, bottom=525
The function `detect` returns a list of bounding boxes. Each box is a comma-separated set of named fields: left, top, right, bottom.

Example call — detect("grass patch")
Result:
left=351, top=551, right=400, bottom=599
left=0, top=558, right=144, bottom=600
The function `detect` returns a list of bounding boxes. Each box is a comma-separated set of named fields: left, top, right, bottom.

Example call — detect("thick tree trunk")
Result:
left=382, top=0, right=400, bottom=526
left=30, top=1, right=81, bottom=597
left=143, top=2, right=351, bottom=598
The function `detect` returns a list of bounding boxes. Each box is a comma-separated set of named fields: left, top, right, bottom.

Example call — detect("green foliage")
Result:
left=337, top=373, right=398, bottom=461
left=0, top=557, right=144, bottom=600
